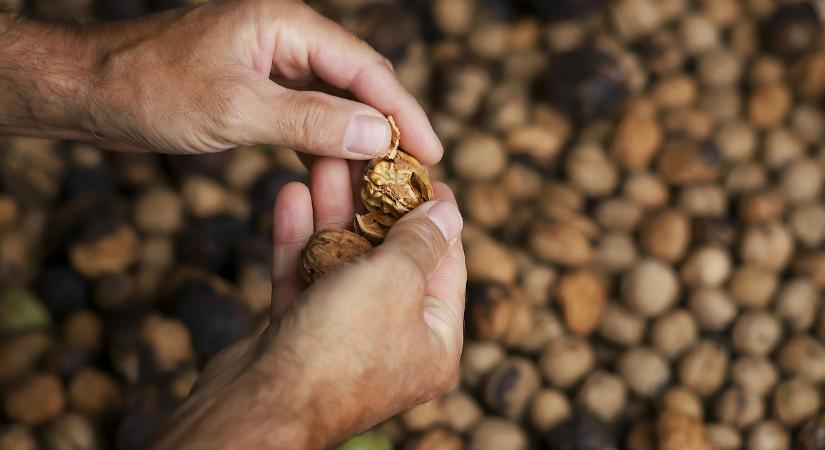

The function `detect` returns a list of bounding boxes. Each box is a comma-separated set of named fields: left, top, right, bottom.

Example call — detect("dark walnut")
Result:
left=300, top=229, right=373, bottom=285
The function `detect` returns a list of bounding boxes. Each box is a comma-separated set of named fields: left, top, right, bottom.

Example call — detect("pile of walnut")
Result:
left=300, top=117, right=434, bottom=284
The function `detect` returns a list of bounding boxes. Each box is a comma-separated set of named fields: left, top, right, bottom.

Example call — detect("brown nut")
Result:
left=483, top=357, right=541, bottom=419
left=679, top=341, right=728, bottom=397
left=773, top=377, right=820, bottom=427
left=353, top=212, right=396, bottom=244
left=555, top=269, right=606, bottom=336
left=529, top=388, right=571, bottom=432
left=747, top=421, right=789, bottom=450
left=360, top=149, right=433, bottom=219
left=657, top=409, right=712, bottom=450
left=300, top=229, right=373, bottom=285
left=799, top=414, right=825, bottom=450
left=3, top=373, right=66, bottom=425
left=705, top=424, right=742, bottom=450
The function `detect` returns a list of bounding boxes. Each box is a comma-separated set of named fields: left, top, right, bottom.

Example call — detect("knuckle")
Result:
left=275, top=0, right=309, bottom=17
left=375, top=250, right=427, bottom=293
left=212, top=87, right=247, bottom=130
left=287, top=93, right=335, bottom=151
left=398, top=219, right=447, bottom=261
left=198, top=81, right=257, bottom=145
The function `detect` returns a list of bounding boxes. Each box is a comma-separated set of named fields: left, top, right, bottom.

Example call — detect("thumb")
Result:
left=256, top=89, right=392, bottom=159
left=370, top=200, right=463, bottom=292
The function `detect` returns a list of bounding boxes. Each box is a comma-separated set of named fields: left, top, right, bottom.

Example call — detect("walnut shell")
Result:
left=657, top=409, right=712, bottom=450
left=353, top=212, right=396, bottom=244
left=300, top=229, right=373, bottom=285
left=360, top=149, right=434, bottom=219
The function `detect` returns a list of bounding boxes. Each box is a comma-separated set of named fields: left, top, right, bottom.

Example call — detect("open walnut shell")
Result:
left=300, top=229, right=373, bottom=285
left=360, top=149, right=434, bottom=219
left=353, top=212, right=397, bottom=243
left=300, top=116, right=431, bottom=283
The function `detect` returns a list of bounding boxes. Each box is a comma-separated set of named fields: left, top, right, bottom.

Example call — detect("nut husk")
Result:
left=301, top=229, right=373, bottom=285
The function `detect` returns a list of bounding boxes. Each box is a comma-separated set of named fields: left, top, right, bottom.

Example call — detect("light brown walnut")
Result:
left=353, top=212, right=396, bottom=244
left=360, top=149, right=434, bottom=219
left=657, top=409, right=712, bottom=450
left=302, top=116, right=431, bottom=282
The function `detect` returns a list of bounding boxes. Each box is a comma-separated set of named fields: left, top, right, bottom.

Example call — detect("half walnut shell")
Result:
left=360, top=149, right=434, bottom=219
left=353, top=212, right=397, bottom=243
left=300, top=229, right=373, bottom=285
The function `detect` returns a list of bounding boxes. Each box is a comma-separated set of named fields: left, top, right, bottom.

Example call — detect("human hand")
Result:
left=150, top=179, right=466, bottom=450
left=86, top=0, right=441, bottom=163
left=0, top=0, right=441, bottom=164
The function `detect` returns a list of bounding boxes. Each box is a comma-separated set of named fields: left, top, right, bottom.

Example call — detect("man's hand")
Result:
left=0, top=0, right=442, bottom=164
left=150, top=180, right=466, bottom=450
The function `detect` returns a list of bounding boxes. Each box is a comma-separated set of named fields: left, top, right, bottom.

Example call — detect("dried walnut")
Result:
left=301, top=117, right=433, bottom=283
left=359, top=149, right=433, bottom=219
left=352, top=212, right=396, bottom=244
left=300, top=229, right=373, bottom=285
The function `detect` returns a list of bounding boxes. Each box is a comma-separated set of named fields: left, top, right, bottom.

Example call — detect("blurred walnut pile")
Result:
left=4, top=0, right=825, bottom=449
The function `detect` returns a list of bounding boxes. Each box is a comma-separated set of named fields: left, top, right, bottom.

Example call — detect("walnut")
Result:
left=657, top=409, right=712, bottom=450
left=360, top=149, right=434, bottom=219
left=351, top=116, right=432, bottom=244
left=352, top=211, right=396, bottom=244
left=300, top=229, right=373, bottom=285
left=301, top=116, right=431, bottom=282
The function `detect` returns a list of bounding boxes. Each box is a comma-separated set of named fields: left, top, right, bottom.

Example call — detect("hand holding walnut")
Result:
left=150, top=181, right=466, bottom=450
left=0, top=0, right=442, bottom=164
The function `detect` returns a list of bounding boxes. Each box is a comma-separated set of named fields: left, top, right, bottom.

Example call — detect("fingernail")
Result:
left=343, top=115, right=391, bottom=155
left=426, top=201, right=463, bottom=242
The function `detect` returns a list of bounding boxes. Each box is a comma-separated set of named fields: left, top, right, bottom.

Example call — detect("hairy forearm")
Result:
left=0, top=12, right=98, bottom=139
left=148, top=354, right=326, bottom=450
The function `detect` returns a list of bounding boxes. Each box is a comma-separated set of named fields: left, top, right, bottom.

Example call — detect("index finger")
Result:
left=301, top=11, right=443, bottom=165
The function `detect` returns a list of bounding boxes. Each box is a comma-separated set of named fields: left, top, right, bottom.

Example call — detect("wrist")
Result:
left=0, top=13, right=98, bottom=139
left=252, top=333, right=369, bottom=449
left=150, top=339, right=329, bottom=450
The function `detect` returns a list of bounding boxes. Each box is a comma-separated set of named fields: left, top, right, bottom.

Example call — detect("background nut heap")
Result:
left=301, top=117, right=433, bottom=284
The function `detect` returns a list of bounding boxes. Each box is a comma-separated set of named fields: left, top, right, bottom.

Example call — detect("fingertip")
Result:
left=273, top=182, right=313, bottom=243
left=424, top=201, right=463, bottom=243
left=343, top=114, right=393, bottom=158
left=397, top=113, right=443, bottom=166
left=274, top=181, right=311, bottom=215
left=273, top=90, right=392, bottom=160
left=310, top=157, right=355, bottom=230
